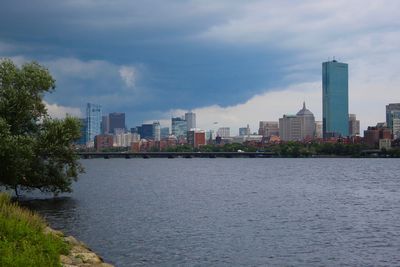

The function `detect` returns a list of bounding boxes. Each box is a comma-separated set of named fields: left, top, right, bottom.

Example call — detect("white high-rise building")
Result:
left=153, top=121, right=161, bottom=141
left=315, top=121, right=323, bottom=139
left=348, top=114, right=360, bottom=137
left=185, top=112, right=196, bottom=131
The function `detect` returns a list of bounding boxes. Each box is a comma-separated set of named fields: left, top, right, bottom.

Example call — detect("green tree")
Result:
left=0, top=59, right=83, bottom=197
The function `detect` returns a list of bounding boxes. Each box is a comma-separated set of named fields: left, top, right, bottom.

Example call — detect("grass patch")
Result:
left=0, top=193, right=69, bottom=267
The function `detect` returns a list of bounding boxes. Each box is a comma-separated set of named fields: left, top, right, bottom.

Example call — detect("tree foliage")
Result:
left=0, top=59, right=83, bottom=196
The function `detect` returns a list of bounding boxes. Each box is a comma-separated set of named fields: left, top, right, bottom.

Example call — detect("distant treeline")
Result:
left=87, top=142, right=400, bottom=158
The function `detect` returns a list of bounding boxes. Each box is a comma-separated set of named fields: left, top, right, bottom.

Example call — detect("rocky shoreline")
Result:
left=44, top=227, right=114, bottom=267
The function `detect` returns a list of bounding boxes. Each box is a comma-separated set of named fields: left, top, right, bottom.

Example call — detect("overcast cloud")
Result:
left=1, top=0, right=399, bottom=134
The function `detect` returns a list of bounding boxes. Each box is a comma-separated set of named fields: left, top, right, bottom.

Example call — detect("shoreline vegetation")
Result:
left=80, top=142, right=400, bottom=158
left=0, top=193, right=113, bottom=267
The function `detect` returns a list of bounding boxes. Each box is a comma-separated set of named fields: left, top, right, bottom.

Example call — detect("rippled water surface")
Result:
left=22, top=158, right=400, bottom=266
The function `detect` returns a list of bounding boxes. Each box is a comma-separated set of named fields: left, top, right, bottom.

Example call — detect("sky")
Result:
left=1, top=0, right=400, bottom=135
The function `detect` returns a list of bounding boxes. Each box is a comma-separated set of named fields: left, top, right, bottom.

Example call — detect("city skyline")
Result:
left=1, top=1, right=399, bottom=133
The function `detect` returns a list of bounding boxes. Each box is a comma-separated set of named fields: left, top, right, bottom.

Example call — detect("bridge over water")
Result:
left=78, top=151, right=277, bottom=159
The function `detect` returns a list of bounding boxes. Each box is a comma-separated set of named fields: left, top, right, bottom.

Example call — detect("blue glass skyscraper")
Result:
left=86, top=103, right=102, bottom=144
left=322, top=60, right=349, bottom=138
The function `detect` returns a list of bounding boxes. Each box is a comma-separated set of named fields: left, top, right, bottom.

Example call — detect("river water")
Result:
left=22, top=158, right=400, bottom=266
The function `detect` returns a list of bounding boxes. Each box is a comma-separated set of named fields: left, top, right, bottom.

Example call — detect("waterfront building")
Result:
left=386, top=103, right=400, bottom=136
left=279, top=103, right=315, bottom=141
left=153, top=121, right=161, bottom=141
left=322, top=60, right=349, bottom=138
left=315, top=121, right=323, bottom=139
left=217, top=127, right=230, bottom=138
left=113, top=132, right=139, bottom=147
left=101, top=115, right=109, bottom=134
left=160, top=127, right=170, bottom=139
left=140, top=124, right=154, bottom=139
left=94, top=134, right=113, bottom=151
left=86, top=103, right=102, bottom=145
left=379, top=139, right=392, bottom=150
left=108, top=112, right=125, bottom=134
left=187, top=129, right=206, bottom=148
left=185, top=112, right=196, bottom=131
left=364, top=124, right=392, bottom=147
left=171, top=117, right=187, bottom=138
left=258, top=121, right=279, bottom=137
left=348, top=114, right=360, bottom=137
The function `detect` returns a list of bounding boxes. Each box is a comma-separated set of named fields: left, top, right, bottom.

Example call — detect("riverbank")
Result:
left=0, top=193, right=113, bottom=267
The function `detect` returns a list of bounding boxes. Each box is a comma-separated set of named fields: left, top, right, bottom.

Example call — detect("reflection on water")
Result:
left=20, top=158, right=400, bottom=266
left=20, top=197, right=79, bottom=232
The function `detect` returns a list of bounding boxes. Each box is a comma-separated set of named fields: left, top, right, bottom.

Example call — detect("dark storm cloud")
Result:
left=1, top=0, right=400, bottom=131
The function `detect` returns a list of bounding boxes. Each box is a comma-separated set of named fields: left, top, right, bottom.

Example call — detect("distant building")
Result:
left=364, top=124, right=392, bottom=147
left=113, top=132, right=139, bottom=147
left=239, top=125, right=251, bottom=136
left=101, top=115, right=109, bottom=134
left=217, top=127, right=230, bottom=138
left=140, top=124, right=154, bottom=139
left=160, top=127, right=170, bottom=139
left=315, top=121, right=323, bottom=139
left=386, top=103, right=400, bottom=138
left=153, top=121, right=161, bottom=141
left=258, top=121, right=279, bottom=137
left=393, top=118, right=400, bottom=139
left=279, top=102, right=315, bottom=141
left=86, top=103, right=102, bottom=146
left=94, top=134, right=113, bottom=151
left=185, top=112, right=196, bottom=131
left=323, top=60, right=349, bottom=138
left=76, top=118, right=87, bottom=145
left=348, top=114, right=360, bottom=137
left=187, top=129, right=206, bottom=148
left=279, top=115, right=301, bottom=141
left=379, top=139, right=391, bottom=150
left=171, top=117, right=187, bottom=138
left=109, top=112, right=125, bottom=134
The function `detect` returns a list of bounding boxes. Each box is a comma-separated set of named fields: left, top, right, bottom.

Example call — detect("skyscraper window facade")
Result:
left=185, top=112, right=196, bottom=131
left=171, top=117, right=187, bottom=138
left=109, top=112, right=125, bottom=134
left=322, top=60, right=349, bottom=138
left=86, top=103, right=102, bottom=144
left=386, top=103, right=400, bottom=128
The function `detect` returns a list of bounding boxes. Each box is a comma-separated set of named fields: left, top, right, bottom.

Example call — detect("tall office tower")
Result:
left=160, top=127, right=170, bottom=139
left=76, top=118, right=87, bottom=145
left=348, top=114, right=360, bottom=136
left=153, top=121, right=161, bottom=141
left=101, top=115, right=109, bottom=134
left=259, top=121, right=279, bottom=137
left=140, top=124, right=154, bottom=139
left=86, top=103, right=102, bottom=145
left=185, top=112, right=196, bottom=131
left=297, top=102, right=316, bottom=138
left=279, top=102, right=315, bottom=141
left=322, top=60, right=349, bottom=138
left=109, top=112, right=125, bottom=134
left=217, top=127, right=230, bottom=138
left=386, top=103, right=400, bottom=137
left=239, top=127, right=248, bottom=136
left=171, top=117, right=187, bottom=138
